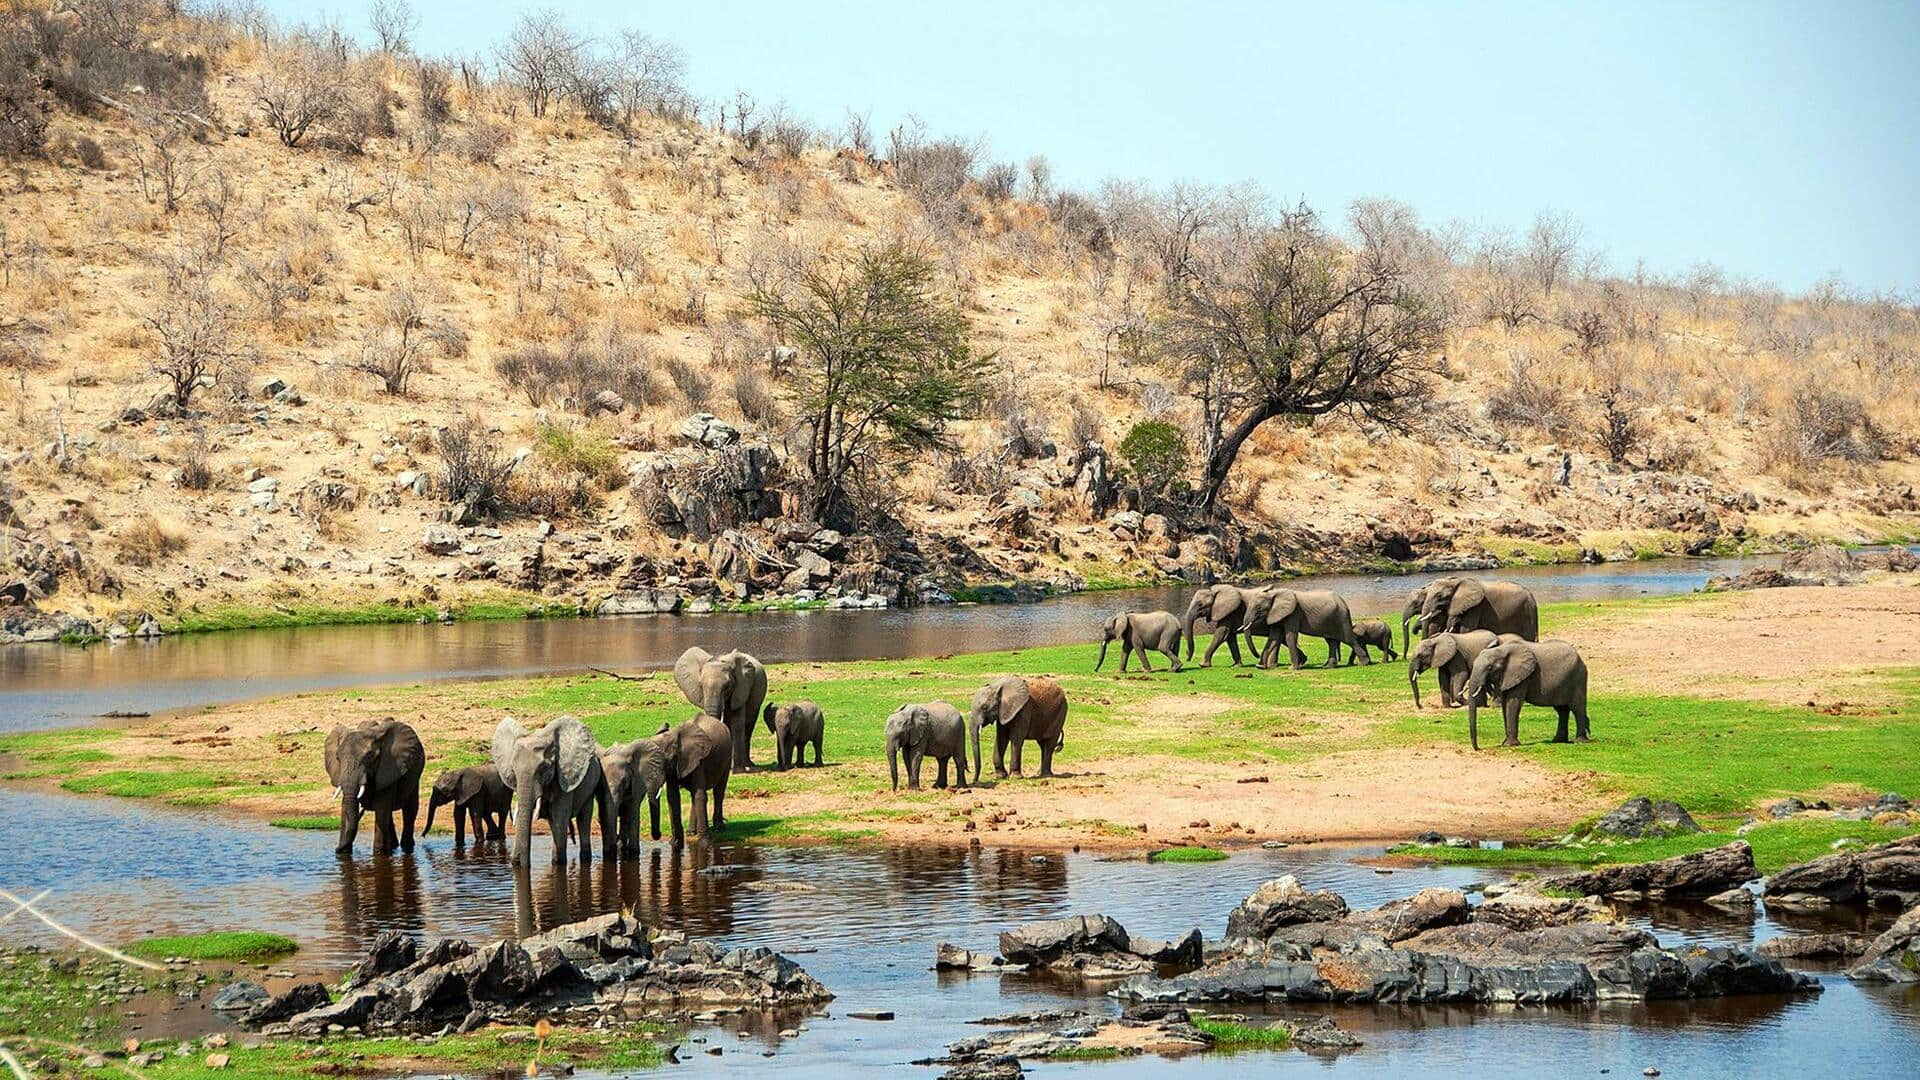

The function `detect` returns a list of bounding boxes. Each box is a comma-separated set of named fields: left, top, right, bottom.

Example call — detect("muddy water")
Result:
left=0, top=554, right=1792, bottom=733
left=3, top=788, right=1916, bottom=1077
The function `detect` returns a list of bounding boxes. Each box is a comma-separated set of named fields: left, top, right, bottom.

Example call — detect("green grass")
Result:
left=60, top=769, right=229, bottom=800
left=1391, top=818, right=1920, bottom=874
left=1151, top=846, right=1229, bottom=862
left=269, top=815, right=339, bottom=830
left=136, top=1029, right=666, bottom=1080
left=165, top=592, right=578, bottom=635
left=1194, top=1014, right=1294, bottom=1049
left=124, top=931, right=298, bottom=962
left=1050, top=1046, right=1126, bottom=1060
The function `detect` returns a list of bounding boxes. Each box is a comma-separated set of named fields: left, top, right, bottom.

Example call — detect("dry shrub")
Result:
left=113, top=514, right=187, bottom=567
left=456, top=118, right=511, bottom=164
left=664, top=356, right=712, bottom=407
left=1483, top=351, right=1574, bottom=438
left=174, top=427, right=214, bottom=490
left=1755, top=382, right=1888, bottom=482
left=494, top=331, right=658, bottom=412
left=732, top=367, right=776, bottom=425
left=438, top=412, right=515, bottom=520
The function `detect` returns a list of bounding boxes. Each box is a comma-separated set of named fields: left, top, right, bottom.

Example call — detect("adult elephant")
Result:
left=324, top=719, right=425, bottom=856
left=969, top=676, right=1069, bottom=783
left=1407, top=630, right=1523, bottom=708
left=1463, top=640, right=1591, bottom=749
left=1419, top=578, right=1539, bottom=642
left=1241, top=588, right=1365, bottom=669
left=492, top=715, right=610, bottom=867
left=1181, top=584, right=1265, bottom=667
left=1400, top=584, right=1434, bottom=657
left=422, top=765, right=511, bottom=847
left=885, top=702, right=968, bottom=791
left=1095, top=611, right=1184, bottom=673
left=673, top=647, right=768, bottom=771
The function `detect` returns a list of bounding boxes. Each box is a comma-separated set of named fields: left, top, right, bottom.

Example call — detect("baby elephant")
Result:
left=423, top=765, right=511, bottom=846
left=885, top=702, right=968, bottom=791
left=763, top=701, right=825, bottom=770
left=1463, top=640, right=1591, bottom=749
left=1096, top=611, right=1184, bottom=673
left=1351, top=618, right=1398, bottom=663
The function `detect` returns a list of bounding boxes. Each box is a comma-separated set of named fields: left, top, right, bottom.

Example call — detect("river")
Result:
left=0, top=554, right=1794, bottom=733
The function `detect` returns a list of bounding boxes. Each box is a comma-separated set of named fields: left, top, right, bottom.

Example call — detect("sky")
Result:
left=263, top=0, right=1920, bottom=293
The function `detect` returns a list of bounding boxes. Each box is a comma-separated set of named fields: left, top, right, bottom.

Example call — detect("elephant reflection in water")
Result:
left=333, top=850, right=425, bottom=941
left=966, top=845, right=1069, bottom=905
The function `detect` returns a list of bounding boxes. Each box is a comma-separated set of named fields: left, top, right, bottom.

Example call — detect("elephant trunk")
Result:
left=511, top=780, right=536, bottom=866
left=968, top=715, right=985, bottom=785
left=1409, top=659, right=1423, bottom=710
left=337, top=788, right=361, bottom=854
left=1181, top=599, right=1200, bottom=660
left=422, top=790, right=444, bottom=835
left=1401, top=614, right=1414, bottom=657
left=886, top=732, right=901, bottom=791
left=1467, top=696, right=1480, bottom=750
left=1095, top=636, right=1111, bottom=671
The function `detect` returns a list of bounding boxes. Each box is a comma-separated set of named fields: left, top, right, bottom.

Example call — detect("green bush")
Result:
left=1118, top=420, right=1189, bottom=510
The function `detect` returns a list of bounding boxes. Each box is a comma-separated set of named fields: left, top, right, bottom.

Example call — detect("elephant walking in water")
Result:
left=969, top=676, right=1068, bottom=782
left=492, top=715, right=611, bottom=867
left=673, top=647, right=768, bottom=771
left=324, top=719, right=425, bottom=856
left=423, top=765, right=511, bottom=846
left=1463, top=640, right=1591, bottom=749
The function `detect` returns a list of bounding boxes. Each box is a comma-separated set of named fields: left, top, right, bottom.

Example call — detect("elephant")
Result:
left=599, top=729, right=671, bottom=857
left=492, top=714, right=611, bottom=867
left=673, top=647, right=769, bottom=771
left=1095, top=611, right=1184, bottom=673
left=1407, top=630, right=1524, bottom=708
left=651, top=714, right=733, bottom=846
left=1241, top=588, right=1366, bottom=669
left=422, top=765, right=511, bottom=847
left=885, top=702, right=968, bottom=791
left=1463, top=640, right=1591, bottom=749
left=323, top=719, right=425, bottom=856
left=1352, top=618, right=1398, bottom=663
left=763, top=700, right=825, bottom=770
left=969, top=675, right=1069, bottom=783
left=1400, top=585, right=1434, bottom=656
left=1418, top=578, right=1540, bottom=642
left=1181, top=584, right=1269, bottom=667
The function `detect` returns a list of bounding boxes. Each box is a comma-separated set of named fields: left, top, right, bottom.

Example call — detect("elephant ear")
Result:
left=369, top=721, right=412, bottom=791
left=1448, top=579, right=1488, bottom=621
left=674, top=722, right=718, bottom=780
left=996, top=677, right=1031, bottom=723
left=491, top=716, right=529, bottom=790
left=1209, top=588, right=1240, bottom=624
left=672, top=647, right=712, bottom=709
left=456, top=768, right=488, bottom=801
left=551, top=716, right=597, bottom=793
left=1498, top=646, right=1539, bottom=693
left=322, top=724, right=348, bottom=786
left=1430, top=635, right=1459, bottom=669
left=1265, top=591, right=1299, bottom=626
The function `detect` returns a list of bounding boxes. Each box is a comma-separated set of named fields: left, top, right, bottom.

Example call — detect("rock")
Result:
left=204, top=1053, right=230, bottom=1069
left=247, top=475, right=278, bottom=494
left=591, top=389, right=626, bottom=414
left=1769, top=797, right=1808, bottom=819
left=395, top=470, right=429, bottom=496
left=1846, top=904, right=1920, bottom=982
left=1781, top=543, right=1855, bottom=580
left=1589, top=797, right=1702, bottom=839
left=345, top=931, right=417, bottom=989
left=238, top=982, right=330, bottom=1025
left=254, top=377, right=287, bottom=400
left=1225, top=876, right=1350, bottom=941
left=679, top=413, right=740, bottom=448
left=597, top=588, right=684, bottom=616
left=1540, top=841, right=1758, bottom=899
left=1756, top=932, right=1874, bottom=961
left=847, top=1010, right=894, bottom=1021
left=935, top=944, right=1021, bottom=973
left=1704, top=888, right=1757, bottom=912
left=1765, top=834, right=1920, bottom=908
left=1108, top=510, right=1143, bottom=536
left=794, top=548, right=833, bottom=580
left=1287, top=1014, right=1361, bottom=1049
left=1474, top=891, right=1614, bottom=931
left=422, top=526, right=461, bottom=556
left=210, top=981, right=269, bottom=1012
left=1127, top=928, right=1204, bottom=967
left=998, top=915, right=1132, bottom=966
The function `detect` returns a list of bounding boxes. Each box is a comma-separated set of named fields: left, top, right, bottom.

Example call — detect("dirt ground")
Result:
left=9, top=580, right=1915, bottom=851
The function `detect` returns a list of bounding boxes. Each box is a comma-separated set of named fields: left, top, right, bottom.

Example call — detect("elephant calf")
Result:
left=1463, top=640, right=1591, bottom=749
left=423, top=765, right=511, bottom=846
left=1352, top=619, right=1398, bottom=663
left=1408, top=630, right=1522, bottom=708
left=763, top=700, right=825, bottom=770
left=970, top=675, right=1068, bottom=782
left=324, top=718, right=425, bottom=856
left=886, top=702, right=968, bottom=791
left=1096, top=611, right=1184, bottom=673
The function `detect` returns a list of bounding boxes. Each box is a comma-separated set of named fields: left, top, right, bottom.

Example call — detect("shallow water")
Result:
left=0, top=554, right=1792, bottom=733
left=2, top=788, right=1915, bottom=1078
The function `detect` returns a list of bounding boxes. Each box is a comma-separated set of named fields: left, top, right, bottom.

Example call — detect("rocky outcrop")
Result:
left=1539, top=841, right=1758, bottom=899
left=938, top=914, right=1204, bottom=980
left=1756, top=932, right=1874, bottom=961
left=1763, top=834, right=1920, bottom=908
left=240, top=914, right=829, bottom=1035
left=1113, top=879, right=1816, bottom=1006
left=1225, top=875, right=1350, bottom=940
left=1846, top=905, right=1920, bottom=983
left=1588, top=796, right=1702, bottom=839
left=919, top=1005, right=1292, bottom=1074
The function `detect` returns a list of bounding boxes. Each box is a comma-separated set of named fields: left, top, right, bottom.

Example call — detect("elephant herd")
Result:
left=1103, top=576, right=1594, bottom=753
left=322, top=648, right=1073, bottom=860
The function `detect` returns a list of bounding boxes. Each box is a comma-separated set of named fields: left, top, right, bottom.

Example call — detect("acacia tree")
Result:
left=1156, top=201, right=1447, bottom=514
left=746, top=241, right=992, bottom=527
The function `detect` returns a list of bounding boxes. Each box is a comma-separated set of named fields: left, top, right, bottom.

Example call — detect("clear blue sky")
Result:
left=269, top=0, right=1920, bottom=293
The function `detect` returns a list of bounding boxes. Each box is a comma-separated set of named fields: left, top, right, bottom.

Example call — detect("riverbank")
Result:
left=6, top=583, right=1918, bottom=852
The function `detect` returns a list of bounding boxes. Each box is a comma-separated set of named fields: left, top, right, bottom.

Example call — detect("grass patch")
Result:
left=61, top=769, right=227, bottom=800
left=125, top=931, right=297, bottom=962
left=139, top=1028, right=667, bottom=1080
left=1194, top=1014, right=1293, bottom=1049
left=1050, top=1046, right=1125, bottom=1060
left=1151, top=846, right=1229, bottom=863
left=1391, top=818, right=1920, bottom=874
left=270, top=815, right=339, bottom=830
left=166, top=591, right=576, bottom=635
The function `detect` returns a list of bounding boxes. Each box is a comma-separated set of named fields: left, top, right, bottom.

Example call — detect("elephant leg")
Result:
left=692, top=785, right=708, bottom=841
left=577, top=806, right=595, bottom=867
left=1010, top=738, right=1024, bottom=777
left=935, top=756, right=948, bottom=789
left=1224, top=630, right=1242, bottom=667
left=1574, top=704, right=1592, bottom=742
left=1165, top=645, right=1183, bottom=672
left=812, top=736, right=823, bottom=766
left=1119, top=641, right=1132, bottom=672
left=1552, top=707, right=1571, bottom=743
left=1322, top=638, right=1340, bottom=668
left=453, top=805, right=467, bottom=848
left=1502, top=700, right=1522, bottom=748
left=1138, top=645, right=1155, bottom=673
left=667, top=784, right=684, bottom=848
left=550, top=802, right=570, bottom=865
left=1202, top=631, right=1225, bottom=667
left=1039, top=740, right=1055, bottom=778
left=907, top=751, right=922, bottom=790
left=400, top=796, right=417, bottom=853
left=1287, top=630, right=1307, bottom=670
left=711, top=777, right=726, bottom=830
left=994, top=728, right=1009, bottom=779
left=376, top=810, right=397, bottom=852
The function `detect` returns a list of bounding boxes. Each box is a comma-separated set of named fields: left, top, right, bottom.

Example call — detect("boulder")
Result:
left=345, top=931, right=417, bottom=989
left=238, top=982, right=331, bottom=1025
left=679, top=413, right=740, bottom=448
left=793, top=548, right=833, bottom=580
left=422, top=525, right=461, bottom=556
left=1765, top=834, right=1920, bottom=908
left=1846, top=905, right=1920, bottom=983
left=1128, top=929, right=1204, bottom=967
left=1756, top=932, right=1874, bottom=961
left=1225, top=876, right=1350, bottom=941
left=597, top=588, right=684, bottom=616
left=590, top=389, right=626, bottom=414
left=209, top=981, right=269, bottom=1012
left=1781, top=543, right=1855, bottom=580
left=998, top=915, right=1132, bottom=966
left=1540, top=841, right=1757, bottom=899
left=1474, top=891, right=1615, bottom=931
left=1589, top=797, right=1702, bottom=839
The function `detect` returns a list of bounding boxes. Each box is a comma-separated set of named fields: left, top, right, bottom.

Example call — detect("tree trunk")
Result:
left=1196, top=400, right=1279, bottom=514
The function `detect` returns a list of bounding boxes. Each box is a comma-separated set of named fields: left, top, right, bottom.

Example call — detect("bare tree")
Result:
left=1523, top=210, right=1584, bottom=297
left=604, top=28, right=687, bottom=134
left=496, top=9, right=584, bottom=119
left=367, top=0, right=418, bottom=54
left=144, top=253, right=237, bottom=410
left=1156, top=201, right=1448, bottom=513
left=254, top=36, right=348, bottom=147
left=351, top=286, right=430, bottom=394
left=131, top=119, right=201, bottom=213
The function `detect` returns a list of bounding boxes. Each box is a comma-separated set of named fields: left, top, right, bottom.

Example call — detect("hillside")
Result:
left=2, top=5, right=1917, bottom=640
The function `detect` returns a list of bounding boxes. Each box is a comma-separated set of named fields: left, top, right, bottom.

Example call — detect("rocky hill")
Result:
left=2, top=4, right=1916, bottom=640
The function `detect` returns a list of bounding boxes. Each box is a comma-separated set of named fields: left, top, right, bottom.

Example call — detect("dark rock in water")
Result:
left=1128, top=929, right=1204, bottom=966
left=210, top=981, right=269, bottom=1012
left=1225, top=876, right=1350, bottom=941
left=345, top=931, right=417, bottom=990
left=1288, top=1014, right=1362, bottom=1049
left=1756, top=932, right=1875, bottom=961
left=1765, top=834, right=1920, bottom=908
left=238, top=982, right=330, bottom=1025
left=1590, top=797, right=1702, bottom=839
left=999, top=915, right=1132, bottom=966
left=1703, top=888, right=1758, bottom=913
left=940, top=1055, right=1024, bottom=1080
left=986, top=914, right=1200, bottom=978
left=1540, top=841, right=1757, bottom=899
left=1266, top=889, right=1472, bottom=952
left=1846, top=905, right=1920, bottom=983
left=926, top=1007, right=1217, bottom=1071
